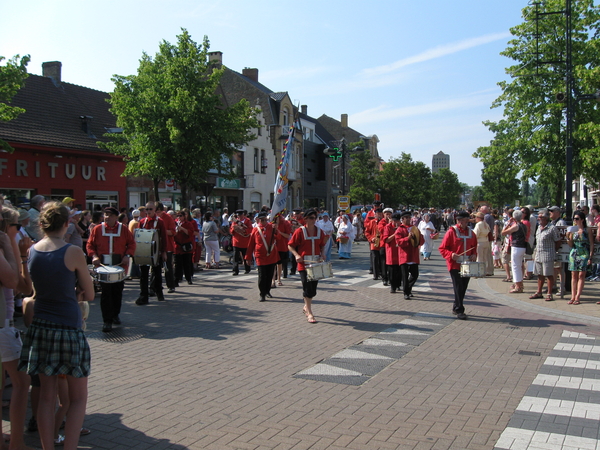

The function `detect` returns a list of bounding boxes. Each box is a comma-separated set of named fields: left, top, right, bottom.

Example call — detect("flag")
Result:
left=271, top=114, right=301, bottom=220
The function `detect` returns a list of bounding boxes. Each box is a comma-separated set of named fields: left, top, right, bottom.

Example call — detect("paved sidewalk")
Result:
left=7, top=240, right=600, bottom=450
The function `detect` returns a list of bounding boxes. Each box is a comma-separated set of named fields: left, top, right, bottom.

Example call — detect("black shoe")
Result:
left=102, top=322, right=113, bottom=332
left=167, top=288, right=175, bottom=293
left=383, top=281, right=389, bottom=286
left=27, top=417, right=37, bottom=432
left=157, top=294, right=165, bottom=301
left=282, top=275, right=287, bottom=278
left=259, top=295, right=266, bottom=302
left=456, top=313, right=467, bottom=320
left=187, top=280, right=193, bottom=285
left=245, top=270, right=251, bottom=274
left=233, top=271, right=239, bottom=276
left=266, top=293, right=273, bottom=298
left=410, top=293, right=414, bottom=298
left=404, top=295, right=411, bottom=300
left=290, top=271, right=296, bottom=275
left=112, top=316, right=121, bottom=325
left=135, top=297, right=149, bottom=305
left=148, top=290, right=156, bottom=297
left=390, top=289, right=396, bottom=294
left=368, top=270, right=373, bottom=274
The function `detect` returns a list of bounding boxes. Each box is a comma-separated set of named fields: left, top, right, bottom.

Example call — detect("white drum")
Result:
left=95, top=265, right=125, bottom=283
left=306, top=262, right=334, bottom=281
left=134, top=228, right=159, bottom=266
left=459, top=262, right=485, bottom=278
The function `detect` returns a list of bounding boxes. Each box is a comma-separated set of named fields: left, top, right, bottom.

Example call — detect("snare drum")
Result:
left=459, top=261, right=484, bottom=278
left=134, top=228, right=159, bottom=266
left=306, top=262, right=334, bottom=281
left=95, top=265, right=125, bottom=283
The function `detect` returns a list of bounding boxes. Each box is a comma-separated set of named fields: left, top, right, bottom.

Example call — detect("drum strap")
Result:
left=257, top=226, right=277, bottom=256
left=453, top=225, right=473, bottom=263
left=101, top=222, right=122, bottom=256
left=301, top=226, right=322, bottom=258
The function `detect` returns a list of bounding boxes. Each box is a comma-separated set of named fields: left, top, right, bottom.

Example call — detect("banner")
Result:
left=271, top=115, right=300, bottom=220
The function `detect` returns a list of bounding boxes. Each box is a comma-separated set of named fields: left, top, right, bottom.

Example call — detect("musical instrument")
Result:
left=134, top=228, right=159, bottom=266
left=306, top=261, right=334, bottom=281
left=409, top=226, right=421, bottom=247
left=374, top=223, right=381, bottom=247
left=459, top=262, right=485, bottom=278
left=233, top=220, right=249, bottom=237
left=102, top=254, right=122, bottom=266
left=95, top=265, right=125, bottom=283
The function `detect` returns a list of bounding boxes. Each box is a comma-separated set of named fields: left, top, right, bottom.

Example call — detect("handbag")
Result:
left=338, top=236, right=349, bottom=244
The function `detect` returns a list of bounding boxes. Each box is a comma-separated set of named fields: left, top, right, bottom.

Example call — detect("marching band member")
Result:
left=288, top=209, right=327, bottom=324
left=245, top=212, right=279, bottom=302
left=364, top=208, right=384, bottom=280
left=87, top=207, right=136, bottom=332
left=272, top=212, right=292, bottom=285
left=438, top=211, right=478, bottom=320
left=230, top=209, right=252, bottom=275
left=396, top=211, right=424, bottom=299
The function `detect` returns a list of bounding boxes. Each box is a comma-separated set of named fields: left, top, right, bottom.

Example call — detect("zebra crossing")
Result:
left=494, top=331, right=600, bottom=450
left=293, top=312, right=454, bottom=385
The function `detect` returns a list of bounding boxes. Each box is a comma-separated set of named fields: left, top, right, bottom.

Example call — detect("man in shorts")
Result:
left=529, top=209, right=561, bottom=301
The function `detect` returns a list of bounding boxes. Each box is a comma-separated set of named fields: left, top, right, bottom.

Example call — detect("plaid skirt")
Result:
left=18, top=318, right=91, bottom=378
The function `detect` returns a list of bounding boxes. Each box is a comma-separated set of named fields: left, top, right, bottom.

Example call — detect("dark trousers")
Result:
left=300, top=270, right=318, bottom=299
left=379, top=248, right=388, bottom=282
left=449, top=269, right=470, bottom=314
left=290, top=254, right=297, bottom=274
left=388, top=265, right=402, bottom=291
left=371, top=250, right=382, bottom=278
left=233, top=247, right=251, bottom=274
left=257, top=263, right=276, bottom=296
left=175, top=253, right=193, bottom=283
left=401, top=264, right=419, bottom=296
left=141, top=258, right=163, bottom=299
left=163, top=251, right=175, bottom=289
left=100, top=281, right=124, bottom=322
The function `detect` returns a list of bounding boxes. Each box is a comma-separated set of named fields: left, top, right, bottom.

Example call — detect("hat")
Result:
left=374, top=208, right=383, bottom=213
left=257, top=211, right=268, bottom=219
left=293, top=209, right=303, bottom=214
left=474, top=212, right=485, bottom=219
left=132, top=209, right=141, bottom=217
left=18, top=209, right=30, bottom=222
left=400, top=211, right=411, bottom=218
left=373, top=201, right=382, bottom=206
left=321, top=211, right=329, bottom=217
left=62, top=197, right=76, bottom=204
left=236, top=209, right=245, bottom=214
left=549, top=206, right=561, bottom=212
left=383, top=207, right=393, bottom=214
left=69, top=209, right=82, bottom=218
left=104, top=207, right=119, bottom=216
left=391, top=212, right=402, bottom=220
left=456, top=211, right=470, bottom=219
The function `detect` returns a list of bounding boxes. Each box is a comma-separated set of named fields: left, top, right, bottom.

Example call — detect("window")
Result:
left=254, top=148, right=259, bottom=173
left=261, top=150, right=266, bottom=174
left=257, top=120, right=262, bottom=136
left=283, top=108, right=289, bottom=128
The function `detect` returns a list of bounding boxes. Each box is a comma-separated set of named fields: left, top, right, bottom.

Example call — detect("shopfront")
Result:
left=0, top=144, right=127, bottom=210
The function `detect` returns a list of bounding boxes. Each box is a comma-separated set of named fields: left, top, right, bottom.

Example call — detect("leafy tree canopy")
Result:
left=0, top=54, right=29, bottom=152
left=102, top=29, right=258, bottom=205
left=378, top=153, right=432, bottom=209
left=474, top=0, right=600, bottom=206
left=430, top=168, right=462, bottom=209
left=348, top=141, right=378, bottom=206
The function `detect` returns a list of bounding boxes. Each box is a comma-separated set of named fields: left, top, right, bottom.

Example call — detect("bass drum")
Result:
left=134, top=228, right=159, bottom=266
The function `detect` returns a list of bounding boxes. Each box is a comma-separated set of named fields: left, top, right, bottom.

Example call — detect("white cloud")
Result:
left=359, top=32, right=512, bottom=79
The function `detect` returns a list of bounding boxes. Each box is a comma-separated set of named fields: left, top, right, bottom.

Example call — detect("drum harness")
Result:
left=256, top=224, right=277, bottom=257
left=453, top=225, right=473, bottom=264
left=101, top=222, right=123, bottom=265
left=301, top=226, right=322, bottom=265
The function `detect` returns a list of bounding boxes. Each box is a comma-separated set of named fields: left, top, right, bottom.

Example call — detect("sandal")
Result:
left=277, top=280, right=283, bottom=286
left=502, top=278, right=512, bottom=282
left=529, top=293, right=544, bottom=299
left=307, top=314, right=317, bottom=323
left=568, top=299, right=575, bottom=304
left=509, top=287, right=523, bottom=293
left=545, top=295, right=554, bottom=302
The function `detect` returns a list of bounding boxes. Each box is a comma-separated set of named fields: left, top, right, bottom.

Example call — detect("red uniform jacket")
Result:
left=275, top=217, right=292, bottom=252
left=159, top=211, right=176, bottom=253
left=381, top=222, right=402, bottom=265
left=87, top=222, right=136, bottom=268
left=230, top=217, right=252, bottom=248
left=245, top=223, right=280, bottom=266
left=396, top=224, right=424, bottom=264
left=139, top=216, right=168, bottom=254
left=288, top=226, right=328, bottom=272
left=438, top=225, right=478, bottom=271
left=174, top=219, right=198, bottom=254
left=364, top=218, right=383, bottom=250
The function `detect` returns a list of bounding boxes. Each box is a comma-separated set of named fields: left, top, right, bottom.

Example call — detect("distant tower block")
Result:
left=432, top=151, right=450, bottom=173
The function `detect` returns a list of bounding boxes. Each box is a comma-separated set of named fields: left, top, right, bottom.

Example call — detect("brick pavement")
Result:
left=7, top=238, right=600, bottom=449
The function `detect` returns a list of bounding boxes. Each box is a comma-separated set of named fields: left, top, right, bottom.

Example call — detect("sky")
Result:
left=0, top=0, right=529, bottom=186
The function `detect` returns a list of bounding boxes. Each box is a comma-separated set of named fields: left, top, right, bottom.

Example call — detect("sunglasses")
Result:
left=573, top=217, right=582, bottom=221
left=10, top=223, right=22, bottom=230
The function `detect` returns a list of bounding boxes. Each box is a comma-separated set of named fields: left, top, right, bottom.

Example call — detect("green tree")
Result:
left=474, top=0, right=600, bottom=206
left=479, top=160, right=521, bottom=208
left=0, top=54, right=29, bottom=152
left=378, top=153, right=432, bottom=209
left=348, top=141, right=378, bottom=205
left=430, top=168, right=462, bottom=208
left=102, top=29, right=258, bottom=206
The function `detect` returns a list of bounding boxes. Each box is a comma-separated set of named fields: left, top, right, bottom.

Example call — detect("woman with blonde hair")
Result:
left=18, top=201, right=94, bottom=450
